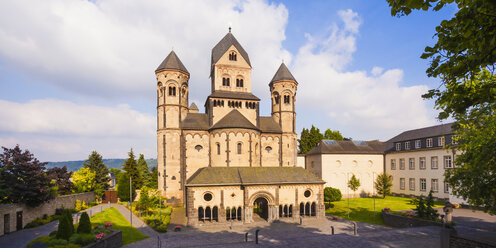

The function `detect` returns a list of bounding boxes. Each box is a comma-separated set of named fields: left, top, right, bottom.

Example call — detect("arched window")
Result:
left=237, top=207, right=242, bottom=220
left=205, top=207, right=212, bottom=221
left=213, top=206, right=218, bottom=222
left=229, top=51, right=237, bottom=61
left=289, top=205, right=293, bottom=217
left=226, top=207, right=231, bottom=220
left=213, top=100, right=217, bottom=107
left=222, top=78, right=226, bottom=86
left=236, top=79, right=240, bottom=87
left=284, top=205, right=288, bottom=217
left=279, top=205, right=283, bottom=217
left=300, top=203, right=304, bottom=216
left=305, top=202, right=310, bottom=216
left=232, top=207, right=237, bottom=220
left=198, top=207, right=204, bottom=221
left=265, top=146, right=272, bottom=152
left=216, top=143, right=220, bottom=155
left=273, top=92, right=280, bottom=104
left=168, top=86, right=172, bottom=96
left=311, top=202, right=316, bottom=216
left=284, top=95, right=290, bottom=104
left=226, top=78, right=230, bottom=86
left=221, top=100, right=224, bottom=106
left=172, top=87, right=176, bottom=96
left=237, top=143, right=242, bottom=154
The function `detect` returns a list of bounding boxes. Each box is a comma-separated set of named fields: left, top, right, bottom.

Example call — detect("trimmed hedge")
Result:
left=77, top=212, right=91, bottom=234
left=56, top=210, right=74, bottom=240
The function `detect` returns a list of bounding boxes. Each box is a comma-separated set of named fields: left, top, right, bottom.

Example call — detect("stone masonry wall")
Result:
left=0, top=192, right=94, bottom=236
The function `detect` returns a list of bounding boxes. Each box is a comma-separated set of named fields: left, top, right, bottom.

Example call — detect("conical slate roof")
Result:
left=156, top=51, right=189, bottom=74
left=270, top=63, right=297, bottom=83
left=189, top=102, right=198, bottom=110
left=210, top=109, right=258, bottom=131
left=211, top=31, right=251, bottom=67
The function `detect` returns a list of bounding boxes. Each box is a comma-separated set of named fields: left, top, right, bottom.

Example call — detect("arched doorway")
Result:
left=253, top=197, right=269, bottom=221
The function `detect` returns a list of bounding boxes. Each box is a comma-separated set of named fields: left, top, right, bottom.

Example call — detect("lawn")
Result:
left=90, top=207, right=148, bottom=245
left=325, top=196, right=445, bottom=225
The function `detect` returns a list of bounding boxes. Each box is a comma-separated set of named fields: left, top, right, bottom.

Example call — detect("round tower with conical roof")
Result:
left=270, top=63, right=298, bottom=167
left=155, top=50, right=189, bottom=201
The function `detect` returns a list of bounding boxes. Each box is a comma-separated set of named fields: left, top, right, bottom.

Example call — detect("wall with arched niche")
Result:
left=260, top=135, right=280, bottom=166
left=184, top=131, right=210, bottom=179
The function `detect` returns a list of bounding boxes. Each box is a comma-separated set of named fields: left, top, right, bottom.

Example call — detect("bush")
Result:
left=324, top=187, right=342, bottom=202
left=75, top=200, right=88, bottom=212
left=56, top=210, right=74, bottom=240
left=77, top=212, right=91, bottom=234
left=27, top=236, right=51, bottom=247
left=156, top=223, right=168, bottom=232
left=48, top=238, right=68, bottom=246
left=324, top=202, right=334, bottom=209
left=69, top=233, right=96, bottom=246
left=51, top=244, right=81, bottom=248
left=49, top=230, right=57, bottom=237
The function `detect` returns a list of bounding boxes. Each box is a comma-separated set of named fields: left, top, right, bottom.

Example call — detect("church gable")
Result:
left=215, top=45, right=251, bottom=69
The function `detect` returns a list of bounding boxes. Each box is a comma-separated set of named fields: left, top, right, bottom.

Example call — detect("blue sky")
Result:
left=0, top=0, right=455, bottom=161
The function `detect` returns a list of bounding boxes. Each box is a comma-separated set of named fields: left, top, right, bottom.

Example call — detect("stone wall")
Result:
left=84, top=230, right=122, bottom=248
left=449, top=235, right=496, bottom=248
left=0, top=192, right=94, bottom=236
left=382, top=210, right=442, bottom=228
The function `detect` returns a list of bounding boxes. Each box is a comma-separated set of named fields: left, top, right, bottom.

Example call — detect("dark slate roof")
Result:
left=186, top=167, right=325, bottom=186
left=306, top=140, right=385, bottom=155
left=182, top=113, right=209, bottom=130
left=259, top=117, right=282, bottom=134
left=210, top=110, right=259, bottom=131
left=156, top=51, right=189, bottom=74
left=211, top=32, right=251, bottom=67
left=386, top=123, right=454, bottom=143
left=189, top=102, right=198, bottom=110
left=270, top=63, right=297, bottom=83
left=208, top=91, right=260, bottom=101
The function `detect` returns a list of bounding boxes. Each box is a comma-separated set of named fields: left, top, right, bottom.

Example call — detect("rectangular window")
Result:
left=391, top=159, right=396, bottom=170
left=427, top=138, right=433, bottom=148
left=409, top=158, right=415, bottom=170
left=409, top=178, right=415, bottom=191
left=444, top=182, right=450, bottom=193
left=415, top=140, right=421, bottom=149
left=431, top=179, right=439, bottom=192
left=400, top=178, right=405, bottom=190
left=419, top=157, right=426, bottom=170
left=431, top=156, right=438, bottom=169
left=405, top=141, right=410, bottom=150
left=396, top=143, right=401, bottom=151
left=420, top=178, right=426, bottom=191
left=444, top=155, right=452, bottom=168
left=399, top=159, right=405, bottom=170
left=438, top=136, right=445, bottom=146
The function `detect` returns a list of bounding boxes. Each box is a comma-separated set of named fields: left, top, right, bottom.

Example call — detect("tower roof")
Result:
left=189, top=102, right=199, bottom=110
left=211, top=31, right=251, bottom=67
left=156, top=50, right=189, bottom=74
left=210, top=109, right=258, bottom=131
left=270, top=63, right=297, bottom=83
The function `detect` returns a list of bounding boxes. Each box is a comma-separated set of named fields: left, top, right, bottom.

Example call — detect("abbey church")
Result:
left=155, top=30, right=325, bottom=225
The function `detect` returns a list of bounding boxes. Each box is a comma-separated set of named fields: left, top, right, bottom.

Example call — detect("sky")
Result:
left=0, top=0, right=456, bottom=162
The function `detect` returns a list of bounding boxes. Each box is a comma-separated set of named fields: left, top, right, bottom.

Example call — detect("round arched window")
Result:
left=203, top=193, right=213, bottom=201
left=304, top=190, right=311, bottom=198
left=195, top=145, right=203, bottom=151
left=265, top=146, right=272, bottom=152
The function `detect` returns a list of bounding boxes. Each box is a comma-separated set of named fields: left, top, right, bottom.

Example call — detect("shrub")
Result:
left=51, top=244, right=81, bottom=248
left=156, top=223, right=168, bottom=232
left=324, top=187, right=342, bottom=202
left=49, top=230, right=57, bottom=237
left=56, top=210, right=74, bottom=240
left=77, top=212, right=91, bottom=234
left=27, top=236, right=52, bottom=247
left=69, top=233, right=96, bottom=246
left=48, top=238, right=68, bottom=246
left=75, top=200, right=82, bottom=212
left=324, top=202, right=334, bottom=209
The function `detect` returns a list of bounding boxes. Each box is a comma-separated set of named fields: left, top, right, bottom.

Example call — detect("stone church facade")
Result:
left=155, top=30, right=325, bottom=225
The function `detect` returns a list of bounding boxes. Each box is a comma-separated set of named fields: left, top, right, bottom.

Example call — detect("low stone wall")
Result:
left=382, top=210, right=442, bottom=228
left=0, top=192, right=95, bottom=236
left=84, top=230, right=122, bottom=248
left=440, top=227, right=496, bottom=248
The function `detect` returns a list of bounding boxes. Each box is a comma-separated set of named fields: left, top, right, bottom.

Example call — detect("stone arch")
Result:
left=249, top=191, right=275, bottom=206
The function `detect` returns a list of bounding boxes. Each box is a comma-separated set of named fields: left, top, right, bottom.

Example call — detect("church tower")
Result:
left=155, top=50, right=189, bottom=202
left=270, top=63, right=298, bottom=167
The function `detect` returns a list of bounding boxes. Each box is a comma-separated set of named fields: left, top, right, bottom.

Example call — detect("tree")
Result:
left=0, top=145, right=54, bottom=207
left=72, top=167, right=96, bottom=193
left=47, top=166, right=73, bottom=195
left=374, top=173, right=393, bottom=199
left=387, top=0, right=496, bottom=213
left=77, top=212, right=91, bottom=234
left=137, top=154, right=151, bottom=189
left=148, top=167, right=158, bottom=189
left=324, top=187, right=342, bottom=202
left=122, top=149, right=142, bottom=189
left=136, top=186, right=151, bottom=212
left=56, top=210, right=74, bottom=240
left=425, top=191, right=440, bottom=220
left=323, top=129, right=344, bottom=140
left=83, top=151, right=110, bottom=196
left=298, top=125, right=324, bottom=154
left=414, top=195, right=427, bottom=218
left=347, top=174, right=361, bottom=197
left=117, top=173, right=136, bottom=202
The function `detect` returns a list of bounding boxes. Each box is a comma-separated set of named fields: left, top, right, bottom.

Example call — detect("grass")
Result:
left=325, top=196, right=445, bottom=225
left=90, top=207, right=148, bottom=245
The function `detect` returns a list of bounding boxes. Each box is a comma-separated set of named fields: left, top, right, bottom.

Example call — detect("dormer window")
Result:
left=229, top=51, right=237, bottom=61
left=395, top=143, right=401, bottom=151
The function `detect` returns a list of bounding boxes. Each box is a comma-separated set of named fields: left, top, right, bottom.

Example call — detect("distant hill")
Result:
left=45, top=158, right=157, bottom=172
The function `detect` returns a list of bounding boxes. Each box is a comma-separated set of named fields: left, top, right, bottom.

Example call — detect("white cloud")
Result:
left=292, top=9, right=436, bottom=140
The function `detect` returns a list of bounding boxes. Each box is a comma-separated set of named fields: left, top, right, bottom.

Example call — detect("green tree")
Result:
left=0, top=145, right=54, bottom=207
left=137, top=186, right=151, bottom=212
left=77, top=212, right=91, bottom=234
left=425, top=191, right=440, bottom=220
left=122, top=149, right=141, bottom=189
left=137, top=154, right=151, bottom=189
left=117, top=173, right=136, bottom=202
left=83, top=151, right=110, bottom=196
left=324, top=187, right=342, bottom=202
left=374, top=173, right=393, bottom=199
left=56, top=210, right=74, bottom=240
left=298, top=125, right=324, bottom=154
left=72, top=167, right=96, bottom=193
left=414, top=195, right=427, bottom=218
left=47, top=166, right=73, bottom=196
left=323, top=129, right=344, bottom=140
left=387, top=0, right=496, bottom=213
left=148, top=167, right=158, bottom=189
left=347, top=174, right=361, bottom=196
